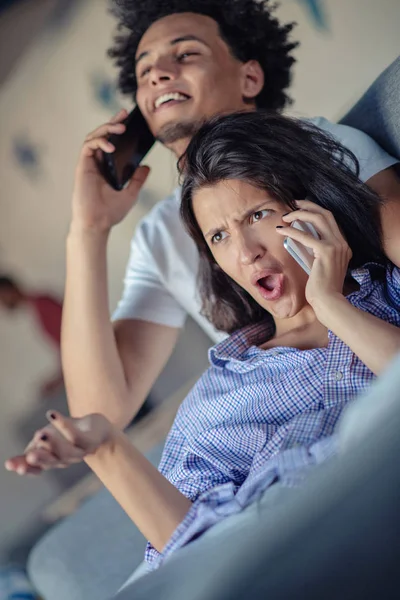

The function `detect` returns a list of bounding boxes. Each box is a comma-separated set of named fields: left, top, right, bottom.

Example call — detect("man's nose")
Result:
left=150, top=57, right=179, bottom=86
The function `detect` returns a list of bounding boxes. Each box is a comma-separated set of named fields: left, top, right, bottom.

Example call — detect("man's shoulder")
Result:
left=132, top=186, right=184, bottom=248
left=140, top=186, right=181, bottom=225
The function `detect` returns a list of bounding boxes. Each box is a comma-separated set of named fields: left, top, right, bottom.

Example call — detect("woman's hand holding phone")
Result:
left=276, top=199, right=352, bottom=322
left=71, top=108, right=150, bottom=235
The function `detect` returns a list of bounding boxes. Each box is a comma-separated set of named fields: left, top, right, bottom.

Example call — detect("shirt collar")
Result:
left=209, top=261, right=387, bottom=370
left=349, top=261, right=386, bottom=299
left=209, top=319, right=275, bottom=369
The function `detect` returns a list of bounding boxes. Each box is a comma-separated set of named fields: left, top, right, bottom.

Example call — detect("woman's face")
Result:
left=192, top=179, right=310, bottom=320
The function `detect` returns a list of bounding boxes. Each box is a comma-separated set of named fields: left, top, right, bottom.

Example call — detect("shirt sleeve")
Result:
left=385, top=264, right=400, bottom=310
left=144, top=420, right=238, bottom=568
left=112, top=216, right=187, bottom=328
left=310, top=117, right=399, bottom=182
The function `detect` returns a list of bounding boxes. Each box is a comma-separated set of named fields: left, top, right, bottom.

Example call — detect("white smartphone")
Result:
left=283, top=220, right=319, bottom=274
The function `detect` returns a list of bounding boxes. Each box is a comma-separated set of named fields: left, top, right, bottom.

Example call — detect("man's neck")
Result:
left=167, top=136, right=192, bottom=160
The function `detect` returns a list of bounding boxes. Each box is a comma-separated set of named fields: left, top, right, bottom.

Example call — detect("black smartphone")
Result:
left=98, top=107, right=155, bottom=191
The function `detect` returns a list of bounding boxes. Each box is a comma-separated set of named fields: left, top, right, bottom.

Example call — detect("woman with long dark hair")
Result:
left=6, top=112, right=400, bottom=581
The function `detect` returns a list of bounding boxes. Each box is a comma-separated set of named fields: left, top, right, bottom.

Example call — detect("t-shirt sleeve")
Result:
left=310, top=117, right=399, bottom=182
left=112, top=216, right=187, bottom=328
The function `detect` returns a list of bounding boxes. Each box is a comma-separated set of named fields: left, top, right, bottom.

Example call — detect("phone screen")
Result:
left=100, top=107, right=155, bottom=190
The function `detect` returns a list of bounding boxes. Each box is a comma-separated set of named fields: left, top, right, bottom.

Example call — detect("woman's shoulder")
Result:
left=350, top=262, right=400, bottom=315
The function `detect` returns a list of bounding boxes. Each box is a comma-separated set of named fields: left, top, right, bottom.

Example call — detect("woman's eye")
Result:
left=250, top=209, right=271, bottom=223
left=211, top=231, right=227, bottom=244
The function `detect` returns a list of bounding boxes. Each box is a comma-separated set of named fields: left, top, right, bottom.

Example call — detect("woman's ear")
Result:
left=241, top=60, right=265, bottom=103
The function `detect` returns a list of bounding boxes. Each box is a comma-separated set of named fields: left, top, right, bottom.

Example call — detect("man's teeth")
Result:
left=154, top=92, right=188, bottom=109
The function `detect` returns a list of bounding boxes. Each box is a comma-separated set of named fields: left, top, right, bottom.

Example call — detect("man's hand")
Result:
left=4, top=411, right=114, bottom=476
left=71, top=108, right=150, bottom=234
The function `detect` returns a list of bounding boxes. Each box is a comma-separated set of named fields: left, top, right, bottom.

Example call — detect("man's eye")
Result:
left=250, top=210, right=271, bottom=223
left=139, top=66, right=151, bottom=78
left=211, top=231, right=226, bottom=244
left=177, top=52, right=199, bottom=61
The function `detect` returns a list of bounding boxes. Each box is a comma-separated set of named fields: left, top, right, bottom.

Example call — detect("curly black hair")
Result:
left=108, top=0, right=298, bottom=111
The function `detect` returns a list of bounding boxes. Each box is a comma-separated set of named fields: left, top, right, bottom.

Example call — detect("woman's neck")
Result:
left=260, top=305, right=329, bottom=351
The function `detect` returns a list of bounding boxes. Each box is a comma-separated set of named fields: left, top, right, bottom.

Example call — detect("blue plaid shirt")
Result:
left=146, top=263, right=400, bottom=568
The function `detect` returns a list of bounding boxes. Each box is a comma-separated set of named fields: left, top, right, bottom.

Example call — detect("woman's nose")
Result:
left=237, top=236, right=264, bottom=265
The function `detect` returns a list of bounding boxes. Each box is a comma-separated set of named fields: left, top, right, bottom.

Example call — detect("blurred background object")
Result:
left=0, top=0, right=399, bottom=589
left=0, top=274, right=63, bottom=399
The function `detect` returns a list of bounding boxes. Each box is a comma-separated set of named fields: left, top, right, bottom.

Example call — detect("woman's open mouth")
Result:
left=255, top=273, right=284, bottom=301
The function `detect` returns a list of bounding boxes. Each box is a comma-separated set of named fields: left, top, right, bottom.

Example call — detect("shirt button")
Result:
left=334, top=370, right=344, bottom=381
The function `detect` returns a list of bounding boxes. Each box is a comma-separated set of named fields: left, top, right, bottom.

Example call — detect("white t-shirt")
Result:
left=113, top=117, right=398, bottom=343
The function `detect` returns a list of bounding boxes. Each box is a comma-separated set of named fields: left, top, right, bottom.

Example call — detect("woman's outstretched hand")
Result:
left=276, top=199, right=352, bottom=321
left=5, top=411, right=114, bottom=476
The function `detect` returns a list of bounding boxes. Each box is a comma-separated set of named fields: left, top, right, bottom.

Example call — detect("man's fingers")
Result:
left=109, top=108, right=128, bottom=124
left=85, top=122, right=126, bottom=144
left=126, top=165, right=151, bottom=193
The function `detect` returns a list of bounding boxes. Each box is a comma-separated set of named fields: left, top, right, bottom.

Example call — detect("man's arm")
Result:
left=5, top=111, right=184, bottom=475
left=366, top=166, right=400, bottom=268
left=63, top=226, right=180, bottom=428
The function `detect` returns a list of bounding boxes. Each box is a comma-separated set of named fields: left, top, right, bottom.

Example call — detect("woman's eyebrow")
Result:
left=204, top=200, right=274, bottom=239
left=239, top=200, right=274, bottom=221
left=135, top=35, right=210, bottom=66
left=204, top=224, right=225, bottom=240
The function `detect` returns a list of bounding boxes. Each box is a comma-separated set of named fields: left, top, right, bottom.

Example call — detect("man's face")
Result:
left=135, top=13, right=263, bottom=153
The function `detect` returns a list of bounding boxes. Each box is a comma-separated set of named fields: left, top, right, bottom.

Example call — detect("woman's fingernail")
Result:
left=40, top=434, right=48, bottom=442
left=276, top=226, right=284, bottom=229
left=48, top=412, right=56, bottom=420
left=282, top=212, right=290, bottom=217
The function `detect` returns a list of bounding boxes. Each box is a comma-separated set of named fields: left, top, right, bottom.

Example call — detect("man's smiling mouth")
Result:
left=154, top=92, right=191, bottom=111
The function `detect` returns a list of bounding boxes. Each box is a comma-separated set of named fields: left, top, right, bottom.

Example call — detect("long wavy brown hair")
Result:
left=179, top=111, right=386, bottom=334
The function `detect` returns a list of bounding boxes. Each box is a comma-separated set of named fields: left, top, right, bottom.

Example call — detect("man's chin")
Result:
left=156, top=118, right=204, bottom=146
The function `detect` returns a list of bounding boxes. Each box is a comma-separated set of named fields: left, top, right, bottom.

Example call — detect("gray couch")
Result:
left=28, top=56, right=400, bottom=600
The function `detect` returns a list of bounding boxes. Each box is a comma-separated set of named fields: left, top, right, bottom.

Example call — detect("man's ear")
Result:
left=241, top=60, right=264, bottom=102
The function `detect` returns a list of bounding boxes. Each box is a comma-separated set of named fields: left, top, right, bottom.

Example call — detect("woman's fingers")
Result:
left=46, top=410, right=91, bottom=451
left=25, top=447, right=61, bottom=469
left=4, top=455, right=43, bottom=475
left=5, top=412, right=112, bottom=478
left=37, top=425, right=86, bottom=463
left=290, top=200, right=342, bottom=237
left=282, top=208, right=343, bottom=242
left=276, top=224, right=322, bottom=254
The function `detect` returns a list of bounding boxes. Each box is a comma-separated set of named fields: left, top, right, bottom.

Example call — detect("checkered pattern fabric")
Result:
left=146, top=263, right=400, bottom=568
